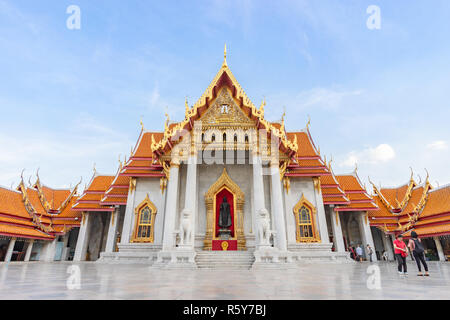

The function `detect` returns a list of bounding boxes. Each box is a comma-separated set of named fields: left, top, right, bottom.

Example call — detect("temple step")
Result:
left=195, top=251, right=255, bottom=269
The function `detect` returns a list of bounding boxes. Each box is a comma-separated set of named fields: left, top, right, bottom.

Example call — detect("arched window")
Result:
left=223, top=132, right=227, bottom=142
left=132, top=194, right=157, bottom=243
left=293, top=195, right=320, bottom=243
left=211, top=134, right=215, bottom=142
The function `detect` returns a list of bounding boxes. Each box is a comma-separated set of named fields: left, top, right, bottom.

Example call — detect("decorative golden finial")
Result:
left=259, top=97, right=266, bottom=116
left=140, top=117, right=145, bottom=131
left=164, top=112, right=170, bottom=130
left=185, top=97, right=190, bottom=117
left=353, top=162, right=358, bottom=174
left=306, top=115, right=311, bottom=130
left=93, top=163, right=97, bottom=175
left=424, top=168, right=429, bottom=181
left=317, top=146, right=321, bottom=156
left=223, top=43, right=227, bottom=67
left=118, top=154, right=123, bottom=169
left=328, top=155, right=333, bottom=169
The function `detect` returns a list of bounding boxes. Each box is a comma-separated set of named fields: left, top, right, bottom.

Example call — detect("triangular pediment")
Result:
left=199, top=87, right=254, bottom=127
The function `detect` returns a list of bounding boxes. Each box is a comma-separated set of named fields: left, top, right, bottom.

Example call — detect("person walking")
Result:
left=408, top=231, right=429, bottom=276
left=355, top=245, right=363, bottom=262
left=393, top=234, right=408, bottom=275
left=366, top=244, right=374, bottom=262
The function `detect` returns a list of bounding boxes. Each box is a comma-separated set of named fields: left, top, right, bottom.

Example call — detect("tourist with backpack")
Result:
left=408, top=231, right=430, bottom=276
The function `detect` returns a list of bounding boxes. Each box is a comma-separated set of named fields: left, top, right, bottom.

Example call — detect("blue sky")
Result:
left=0, top=0, right=449, bottom=191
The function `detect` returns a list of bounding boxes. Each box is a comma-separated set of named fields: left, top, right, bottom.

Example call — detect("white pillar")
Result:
left=381, top=233, right=394, bottom=261
left=121, top=180, right=137, bottom=244
left=24, top=240, right=34, bottom=262
left=42, top=238, right=57, bottom=262
left=252, top=153, right=269, bottom=247
left=74, top=212, right=91, bottom=261
left=162, top=160, right=180, bottom=250
left=4, top=238, right=16, bottom=262
left=330, top=208, right=346, bottom=253
left=357, top=212, right=377, bottom=261
left=60, top=234, right=70, bottom=261
left=105, top=207, right=120, bottom=253
left=179, top=154, right=197, bottom=248
left=434, top=237, right=446, bottom=262
left=269, top=161, right=287, bottom=251
left=314, top=179, right=330, bottom=244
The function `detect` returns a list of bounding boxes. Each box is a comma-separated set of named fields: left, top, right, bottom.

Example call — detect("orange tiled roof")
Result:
left=335, top=174, right=377, bottom=212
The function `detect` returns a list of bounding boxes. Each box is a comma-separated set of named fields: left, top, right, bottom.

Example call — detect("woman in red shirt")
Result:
left=393, top=234, right=408, bottom=275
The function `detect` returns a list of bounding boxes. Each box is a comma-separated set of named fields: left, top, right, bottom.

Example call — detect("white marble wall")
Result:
left=283, top=177, right=324, bottom=245
left=125, top=178, right=167, bottom=245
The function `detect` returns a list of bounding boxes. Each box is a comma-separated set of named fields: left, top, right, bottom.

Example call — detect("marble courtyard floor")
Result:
left=0, top=261, right=449, bottom=299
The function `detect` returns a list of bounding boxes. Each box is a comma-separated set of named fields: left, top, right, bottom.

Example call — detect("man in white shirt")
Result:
left=355, top=245, right=363, bottom=262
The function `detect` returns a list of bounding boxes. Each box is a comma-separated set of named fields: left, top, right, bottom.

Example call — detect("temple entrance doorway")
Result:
left=203, top=168, right=246, bottom=251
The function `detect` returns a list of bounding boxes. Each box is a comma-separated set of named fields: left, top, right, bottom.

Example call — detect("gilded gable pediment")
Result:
left=199, top=88, right=254, bottom=128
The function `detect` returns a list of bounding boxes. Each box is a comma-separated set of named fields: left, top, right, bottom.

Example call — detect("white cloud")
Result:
left=427, top=140, right=448, bottom=150
left=340, top=143, right=396, bottom=168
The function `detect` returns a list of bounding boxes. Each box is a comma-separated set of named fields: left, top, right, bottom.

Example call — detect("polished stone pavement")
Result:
left=0, top=261, right=449, bottom=299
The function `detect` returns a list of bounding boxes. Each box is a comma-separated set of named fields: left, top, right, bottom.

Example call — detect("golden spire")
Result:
left=93, top=163, right=97, bottom=175
left=223, top=43, right=228, bottom=68
left=185, top=97, right=190, bottom=118
left=306, top=115, right=311, bottom=130
left=259, top=97, right=266, bottom=116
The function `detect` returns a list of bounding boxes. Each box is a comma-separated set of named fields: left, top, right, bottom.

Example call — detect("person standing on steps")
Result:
left=393, top=234, right=408, bottom=275
left=408, top=231, right=430, bottom=276
left=366, top=244, right=374, bottom=262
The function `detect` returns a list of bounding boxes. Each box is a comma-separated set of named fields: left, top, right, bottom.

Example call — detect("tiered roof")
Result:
left=368, top=172, right=449, bottom=238
left=285, top=128, right=331, bottom=177
left=73, top=174, right=115, bottom=212
left=319, top=164, right=350, bottom=205
left=0, top=174, right=81, bottom=241
left=334, top=173, right=377, bottom=212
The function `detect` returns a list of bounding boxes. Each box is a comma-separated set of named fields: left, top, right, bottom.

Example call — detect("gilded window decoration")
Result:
left=132, top=194, right=157, bottom=243
left=293, top=195, right=320, bottom=243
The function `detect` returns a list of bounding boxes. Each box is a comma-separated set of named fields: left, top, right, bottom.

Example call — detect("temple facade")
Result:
left=1, top=51, right=449, bottom=267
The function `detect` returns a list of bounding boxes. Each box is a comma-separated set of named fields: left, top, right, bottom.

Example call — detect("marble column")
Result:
left=330, top=208, right=346, bottom=253
left=121, top=181, right=137, bottom=244
left=178, top=153, right=197, bottom=248
left=314, top=178, right=330, bottom=244
left=434, top=237, right=446, bottom=262
left=381, top=233, right=394, bottom=261
left=252, top=152, right=269, bottom=247
left=24, top=240, right=34, bottom=262
left=162, top=159, right=180, bottom=250
left=269, top=160, right=287, bottom=251
left=357, top=212, right=377, bottom=261
left=74, top=212, right=91, bottom=261
left=42, top=238, right=57, bottom=262
left=105, top=207, right=120, bottom=253
left=4, top=238, right=16, bottom=262
left=60, top=233, right=70, bottom=261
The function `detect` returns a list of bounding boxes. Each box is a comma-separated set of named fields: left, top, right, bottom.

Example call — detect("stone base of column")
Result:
left=153, top=249, right=197, bottom=269
left=287, top=243, right=353, bottom=263
left=252, top=247, right=295, bottom=269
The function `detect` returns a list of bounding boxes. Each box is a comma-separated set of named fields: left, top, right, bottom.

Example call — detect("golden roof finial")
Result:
left=140, top=117, right=145, bottom=131
left=409, top=166, right=414, bottom=182
left=259, top=97, right=266, bottom=115
left=223, top=43, right=228, bottom=67
left=164, top=112, right=170, bottom=130
left=118, top=154, right=123, bottom=169
left=353, top=162, right=358, bottom=174
left=93, top=163, right=97, bottom=175
left=328, top=155, right=333, bottom=169
left=306, top=115, right=311, bottom=130
left=185, top=97, right=190, bottom=117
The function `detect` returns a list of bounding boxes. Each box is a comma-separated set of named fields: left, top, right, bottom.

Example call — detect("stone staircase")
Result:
left=195, top=251, right=255, bottom=269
